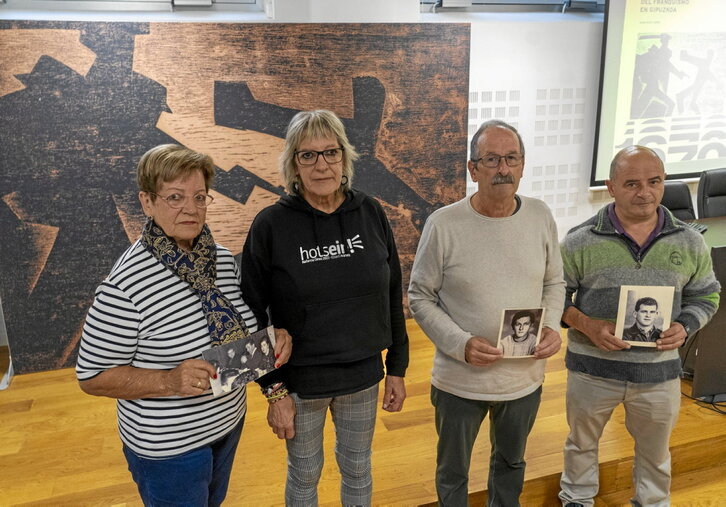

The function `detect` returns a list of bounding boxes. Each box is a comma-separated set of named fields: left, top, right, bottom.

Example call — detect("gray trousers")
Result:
left=559, top=371, right=680, bottom=507
left=285, top=384, right=379, bottom=507
left=431, top=384, right=542, bottom=507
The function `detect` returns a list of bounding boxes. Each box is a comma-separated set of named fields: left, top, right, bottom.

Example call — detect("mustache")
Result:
left=492, top=174, right=515, bottom=185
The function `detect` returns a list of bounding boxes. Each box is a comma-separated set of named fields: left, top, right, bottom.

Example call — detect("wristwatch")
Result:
left=676, top=320, right=690, bottom=336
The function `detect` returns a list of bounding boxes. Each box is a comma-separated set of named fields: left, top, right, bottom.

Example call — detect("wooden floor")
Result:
left=1, top=321, right=725, bottom=506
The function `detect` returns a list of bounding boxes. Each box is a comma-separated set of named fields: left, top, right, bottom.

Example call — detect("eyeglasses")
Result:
left=472, top=154, right=524, bottom=168
left=294, top=147, right=344, bottom=166
left=150, top=192, right=214, bottom=209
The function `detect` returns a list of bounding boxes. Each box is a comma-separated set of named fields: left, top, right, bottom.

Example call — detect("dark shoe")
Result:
left=565, top=504, right=584, bottom=507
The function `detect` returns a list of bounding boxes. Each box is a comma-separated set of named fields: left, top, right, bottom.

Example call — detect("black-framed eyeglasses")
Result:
left=150, top=192, right=214, bottom=209
left=294, top=147, right=344, bottom=166
left=472, top=153, right=524, bottom=168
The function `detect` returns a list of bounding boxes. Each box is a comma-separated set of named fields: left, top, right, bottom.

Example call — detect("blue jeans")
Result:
left=122, top=417, right=244, bottom=506
left=431, top=385, right=542, bottom=507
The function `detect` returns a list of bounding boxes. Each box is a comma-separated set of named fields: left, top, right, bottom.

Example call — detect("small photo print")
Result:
left=496, top=308, right=545, bottom=358
left=615, top=286, right=675, bottom=348
left=202, top=326, right=277, bottom=397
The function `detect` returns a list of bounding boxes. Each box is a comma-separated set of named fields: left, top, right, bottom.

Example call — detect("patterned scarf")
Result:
left=140, top=218, right=250, bottom=346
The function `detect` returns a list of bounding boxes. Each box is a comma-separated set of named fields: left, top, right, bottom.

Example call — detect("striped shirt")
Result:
left=561, top=205, right=720, bottom=383
left=76, top=240, right=257, bottom=459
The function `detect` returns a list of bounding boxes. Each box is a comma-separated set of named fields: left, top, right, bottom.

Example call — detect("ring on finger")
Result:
left=196, top=380, right=202, bottom=388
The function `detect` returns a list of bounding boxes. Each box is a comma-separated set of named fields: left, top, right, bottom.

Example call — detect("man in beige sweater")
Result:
left=409, top=120, right=565, bottom=506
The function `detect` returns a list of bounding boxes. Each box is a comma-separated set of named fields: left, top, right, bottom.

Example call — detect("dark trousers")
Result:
left=431, top=385, right=542, bottom=507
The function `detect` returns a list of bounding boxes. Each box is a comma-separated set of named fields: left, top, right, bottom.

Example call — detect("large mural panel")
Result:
left=0, top=21, right=469, bottom=374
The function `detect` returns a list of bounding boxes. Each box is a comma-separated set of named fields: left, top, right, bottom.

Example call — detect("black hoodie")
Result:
left=241, top=189, right=408, bottom=397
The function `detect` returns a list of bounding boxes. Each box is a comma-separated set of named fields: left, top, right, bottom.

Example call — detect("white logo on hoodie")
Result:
left=347, top=234, right=364, bottom=253
left=299, top=235, right=365, bottom=264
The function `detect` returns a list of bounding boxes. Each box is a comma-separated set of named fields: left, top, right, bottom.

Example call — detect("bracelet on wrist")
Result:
left=267, top=391, right=289, bottom=404
left=261, top=382, right=288, bottom=402
left=261, top=382, right=284, bottom=397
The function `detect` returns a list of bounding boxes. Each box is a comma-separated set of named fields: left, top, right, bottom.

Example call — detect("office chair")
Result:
left=697, top=168, right=726, bottom=218
left=661, top=180, right=696, bottom=221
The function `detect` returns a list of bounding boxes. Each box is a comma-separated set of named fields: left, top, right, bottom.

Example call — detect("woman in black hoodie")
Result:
left=241, top=110, right=408, bottom=506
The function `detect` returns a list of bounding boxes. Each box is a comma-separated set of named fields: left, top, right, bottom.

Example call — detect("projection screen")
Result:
left=592, top=0, right=726, bottom=185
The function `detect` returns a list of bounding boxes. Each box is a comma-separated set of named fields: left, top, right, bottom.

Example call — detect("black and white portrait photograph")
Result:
left=202, top=326, right=277, bottom=396
left=496, top=308, right=545, bottom=358
left=615, top=286, right=675, bottom=347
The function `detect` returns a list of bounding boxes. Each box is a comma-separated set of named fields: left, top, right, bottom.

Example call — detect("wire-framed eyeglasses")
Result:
left=472, top=153, right=524, bottom=168
left=150, top=192, right=214, bottom=209
left=295, top=147, right=344, bottom=166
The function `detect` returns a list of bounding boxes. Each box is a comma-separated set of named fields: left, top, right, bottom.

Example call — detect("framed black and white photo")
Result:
left=202, top=326, right=277, bottom=396
left=496, top=308, right=545, bottom=358
left=615, top=285, right=675, bottom=347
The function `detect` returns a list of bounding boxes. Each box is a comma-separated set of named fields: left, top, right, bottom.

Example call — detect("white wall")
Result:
left=0, top=0, right=421, bottom=22
left=269, top=0, right=420, bottom=22
left=462, top=14, right=612, bottom=236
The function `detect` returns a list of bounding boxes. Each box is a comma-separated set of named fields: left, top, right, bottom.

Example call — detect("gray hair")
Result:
left=470, top=119, right=525, bottom=160
left=280, top=110, right=359, bottom=196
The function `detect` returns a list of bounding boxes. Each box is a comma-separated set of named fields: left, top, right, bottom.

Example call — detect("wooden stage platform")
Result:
left=1, top=321, right=725, bottom=506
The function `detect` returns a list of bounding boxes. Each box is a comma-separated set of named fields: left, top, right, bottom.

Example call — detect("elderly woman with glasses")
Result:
left=76, top=144, right=291, bottom=505
left=240, top=110, right=409, bottom=505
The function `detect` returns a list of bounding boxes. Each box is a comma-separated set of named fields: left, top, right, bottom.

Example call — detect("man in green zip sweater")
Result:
left=558, top=146, right=720, bottom=507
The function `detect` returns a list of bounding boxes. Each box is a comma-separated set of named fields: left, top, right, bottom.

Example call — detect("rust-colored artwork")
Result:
left=0, top=21, right=469, bottom=374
